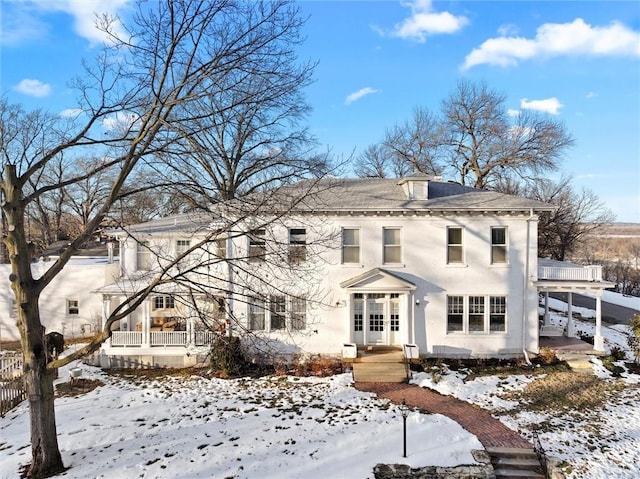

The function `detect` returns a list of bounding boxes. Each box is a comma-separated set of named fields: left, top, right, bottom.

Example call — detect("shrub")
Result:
left=537, top=346, right=557, bottom=365
left=609, top=346, right=627, bottom=361
left=209, top=336, right=247, bottom=377
left=628, top=314, right=640, bottom=365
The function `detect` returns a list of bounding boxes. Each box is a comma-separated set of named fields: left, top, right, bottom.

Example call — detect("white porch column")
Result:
left=566, top=292, right=574, bottom=337
left=102, top=296, right=111, bottom=345
left=142, top=299, right=151, bottom=348
left=345, top=294, right=352, bottom=343
left=594, top=292, right=604, bottom=352
left=544, top=292, right=551, bottom=325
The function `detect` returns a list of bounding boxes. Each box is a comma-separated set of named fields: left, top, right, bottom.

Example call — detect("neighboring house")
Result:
left=94, top=176, right=613, bottom=368
left=1, top=176, right=613, bottom=367
left=0, top=255, right=119, bottom=343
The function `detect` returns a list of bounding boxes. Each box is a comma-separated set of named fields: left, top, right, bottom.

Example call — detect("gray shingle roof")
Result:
left=119, top=177, right=555, bottom=234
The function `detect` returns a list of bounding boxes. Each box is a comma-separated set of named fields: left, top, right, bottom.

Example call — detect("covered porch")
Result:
left=535, top=259, right=615, bottom=353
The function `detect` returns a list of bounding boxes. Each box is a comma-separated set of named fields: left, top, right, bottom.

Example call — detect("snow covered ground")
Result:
left=0, top=364, right=481, bottom=479
left=1, top=292, right=638, bottom=479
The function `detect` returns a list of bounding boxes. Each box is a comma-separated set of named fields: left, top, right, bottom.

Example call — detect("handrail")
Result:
left=532, top=429, right=550, bottom=479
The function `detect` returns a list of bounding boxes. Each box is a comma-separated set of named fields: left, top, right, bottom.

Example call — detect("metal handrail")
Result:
left=532, top=429, right=550, bottom=479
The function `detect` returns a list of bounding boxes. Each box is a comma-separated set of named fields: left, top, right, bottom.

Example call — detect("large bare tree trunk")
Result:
left=4, top=165, right=65, bottom=477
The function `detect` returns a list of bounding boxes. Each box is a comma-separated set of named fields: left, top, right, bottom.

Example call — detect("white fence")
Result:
left=0, top=352, right=23, bottom=379
left=538, top=265, right=602, bottom=281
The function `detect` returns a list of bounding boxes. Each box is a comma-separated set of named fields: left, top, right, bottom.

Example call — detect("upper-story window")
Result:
left=491, top=227, right=507, bottom=264
left=342, top=228, right=360, bottom=264
left=248, top=229, right=266, bottom=262
left=383, top=227, right=402, bottom=264
left=176, top=240, right=190, bottom=259
left=215, top=238, right=227, bottom=258
left=137, top=240, right=152, bottom=271
left=153, top=295, right=175, bottom=310
left=67, top=299, right=79, bottom=316
left=288, top=228, right=307, bottom=265
left=447, top=227, right=463, bottom=264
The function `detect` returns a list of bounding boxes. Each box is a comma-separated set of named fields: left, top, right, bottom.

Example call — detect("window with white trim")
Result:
left=447, top=227, right=463, bottom=264
left=248, top=296, right=307, bottom=332
left=153, top=295, right=175, bottom=310
left=137, top=240, right=152, bottom=271
left=214, top=238, right=227, bottom=258
left=447, top=295, right=507, bottom=334
left=491, top=227, right=507, bottom=264
left=248, top=229, right=266, bottom=262
left=383, top=228, right=401, bottom=264
left=67, top=299, right=79, bottom=316
left=353, top=293, right=363, bottom=332
left=176, top=239, right=190, bottom=257
left=342, top=228, right=360, bottom=264
left=288, top=228, right=307, bottom=264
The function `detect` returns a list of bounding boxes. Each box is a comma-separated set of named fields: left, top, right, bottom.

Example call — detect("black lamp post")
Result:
left=400, top=398, right=408, bottom=458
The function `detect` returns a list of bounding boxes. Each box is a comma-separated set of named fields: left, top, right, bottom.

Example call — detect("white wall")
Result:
left=0, top=258, right=119, bottom=342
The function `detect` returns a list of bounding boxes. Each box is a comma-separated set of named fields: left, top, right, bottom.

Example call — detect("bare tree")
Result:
left=354, top=80, right=574, bottom=187
left=0, top=1, right=318, bottom=476
left=520, top=176, right=615, bottom=261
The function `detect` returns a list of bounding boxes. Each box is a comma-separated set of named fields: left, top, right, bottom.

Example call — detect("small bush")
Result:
left=609, top=346, right=627, bottom=361
left=209, top=336, right=247, bottom=377
left=537, top=346, right=557, bottom=365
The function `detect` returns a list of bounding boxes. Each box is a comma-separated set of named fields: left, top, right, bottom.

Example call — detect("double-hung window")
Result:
left=215, top=238, right=227, bottom=259
left=248, top=229, right=266, bottom=262
left=342, top=228, right=360, bottom=264
left=176, top=239, right=190, bottom=257
left=447, top=295, right=507, bottom=334
left=137, top=240, right=152, bottom=271
left=248, top=296, right=307, bottom=332
left=67, top=299, right=79, bottom=316
left=447, top=227, right=464, bottom=264
left=383, top=228, right=402, bottom=264
left=491, top=227, right=507, bottom=264
left=288, top=228, right=307, bottom=264
left=153, top=295, right=175, bottom=310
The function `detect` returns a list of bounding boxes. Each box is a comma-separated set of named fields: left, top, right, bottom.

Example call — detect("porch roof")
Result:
left=339, top=268, right=416, bottom=291
left=535, top=258, right=615, bottom=292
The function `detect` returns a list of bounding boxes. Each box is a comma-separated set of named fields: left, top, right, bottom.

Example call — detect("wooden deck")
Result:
left=539, top=336, right=600, bottom=354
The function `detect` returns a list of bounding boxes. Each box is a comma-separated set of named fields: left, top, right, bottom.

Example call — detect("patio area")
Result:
left=539, top=335, right=601, bottom=354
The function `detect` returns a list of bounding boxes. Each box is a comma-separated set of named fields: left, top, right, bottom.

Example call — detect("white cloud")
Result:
left=59, top=108, right=84, bottom=118
left=379, top=0, right=468, bottom=43
left=507, top=108, right=521, bottom=117
left=345, top=87, right=379, bottom=105
left=464, top=18, right=640, bottom=69
left=6, top=0, right=130, bottom=46
left=520, top=97, right=563, bottom=115
left=102, top=111, right=140, bottom=131
left=586, top=91, right=597, bottom=99
left=13, top=79, right=51, bottom=98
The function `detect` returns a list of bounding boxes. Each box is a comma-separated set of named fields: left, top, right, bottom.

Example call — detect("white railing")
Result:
left=111, top=331, right=143, bottom=347
left=194, top=331, right=217, bottom=346
left=110, top=330, right=216, bottom=347
left=0, top=353, right=23, bottom=380
left=150, top=331, right=188, bottom=347
left=538, top=265, right=602, bottom=281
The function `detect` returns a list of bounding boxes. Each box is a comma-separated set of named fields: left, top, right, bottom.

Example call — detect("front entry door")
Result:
left=367, top=298, right=386, bottom=344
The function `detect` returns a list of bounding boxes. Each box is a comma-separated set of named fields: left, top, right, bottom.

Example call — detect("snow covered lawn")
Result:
left=0, top=365, right=482, bottom=479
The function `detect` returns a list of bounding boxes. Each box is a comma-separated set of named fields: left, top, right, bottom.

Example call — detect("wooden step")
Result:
left=493, top=457, right=541, bottom=468
left=486, top=447, right=537, bottom=459
left=493, top=468, right=544, bottom=478
left=352, top=362, right=407, bottom=383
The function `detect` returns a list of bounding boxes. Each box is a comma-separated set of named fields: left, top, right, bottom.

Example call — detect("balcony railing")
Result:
left=538, top=264, right=602, bottom=282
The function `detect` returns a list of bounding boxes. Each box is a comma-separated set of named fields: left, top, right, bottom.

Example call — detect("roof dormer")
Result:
left=397, top=173, right=442, bottom=200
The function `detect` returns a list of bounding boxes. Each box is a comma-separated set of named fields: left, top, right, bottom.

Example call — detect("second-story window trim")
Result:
left=447, top=227, right=464, bottom=265
left=491, top=227, right=508, bottom=264
left=383, top=227, right=402, bottom=264
left=342, top=228, right=360, bottom=264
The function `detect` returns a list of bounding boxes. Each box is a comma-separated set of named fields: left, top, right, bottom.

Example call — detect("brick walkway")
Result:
left=355, top=382, right=532, bottom=449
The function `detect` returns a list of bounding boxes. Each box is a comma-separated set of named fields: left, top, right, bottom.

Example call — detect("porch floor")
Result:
left=539, top=336, right=600, bottom=355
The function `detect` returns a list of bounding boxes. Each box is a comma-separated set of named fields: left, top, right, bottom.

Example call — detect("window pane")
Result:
left=447, top=228, right=463, bottom=264
left=489, top=296, right=506, bottom=332
left=468, top=296, right=484, bottom=332
left=342, top=228, right=360, bottom=264
left=447, top=296, right=464, bottom=332
left=491, top=228, right=507, bottom=264
left=270, top=296, right=286, bottom=330
left=249, top=229, right=266, bottom=262
left=215, top=238, right=227, bottom=258
left=249, top=298, right=265, bottom=331
left=384, top=228, right=401, bottom=263
left=291, top=297, right=306, bottom=330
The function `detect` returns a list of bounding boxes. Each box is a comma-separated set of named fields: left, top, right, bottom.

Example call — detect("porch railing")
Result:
left=111, top=331, right=143, bottom=347
left=110, top=330, right=217, bottom=347
left=538, top=265, right=602, bottom=281
left=150, top=331, right=188, bottom=347
left=1, top=353, right=23, bottom=380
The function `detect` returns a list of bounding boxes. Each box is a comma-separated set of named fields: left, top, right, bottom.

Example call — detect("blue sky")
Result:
left=1, top=1, right=639, bottom=222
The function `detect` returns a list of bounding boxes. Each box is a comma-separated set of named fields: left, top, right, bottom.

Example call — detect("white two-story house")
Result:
left=91, top=175, right=612, bottom=368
